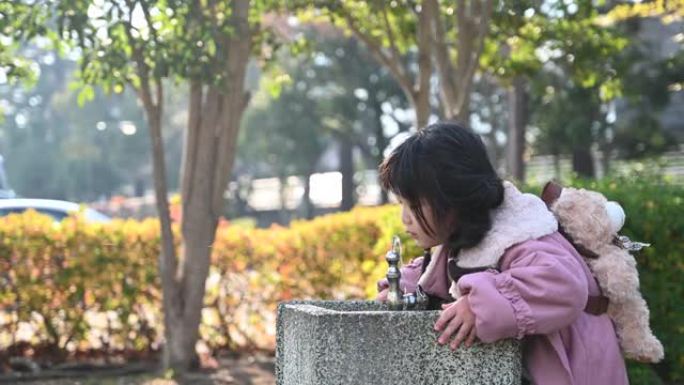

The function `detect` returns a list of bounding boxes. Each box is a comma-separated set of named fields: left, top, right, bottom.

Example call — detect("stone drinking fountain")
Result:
left=276, top=236, right=521, bottom=385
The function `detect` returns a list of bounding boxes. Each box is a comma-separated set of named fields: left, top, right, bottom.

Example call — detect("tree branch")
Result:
left=118, top=0, right=155, bottom=112
left=137, top=2, right=166, bottom=108
left=456, top=0, right=470, bottom=81
left=455, top=0, right=492, bottom=115
left=337, top=6, right=414, bottom=100
left=380, top=3, right=402, bottom=70
left=429, top=0, right=458, bottom=117
left=414, top=0, right=433, bottom=125
left=156, top=79, right=163, bottom=114
left=430, top=0, right=454, bottom=76
left=138, top=0, right=161, bottom=51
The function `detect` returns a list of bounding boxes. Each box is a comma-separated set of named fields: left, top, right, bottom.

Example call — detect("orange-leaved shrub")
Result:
left=0, top=211, right=161, bottom=354
left=0, top=206, right=422, bottom=355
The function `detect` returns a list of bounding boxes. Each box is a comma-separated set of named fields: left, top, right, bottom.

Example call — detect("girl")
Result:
left=376, top=122, right=628, bottom=385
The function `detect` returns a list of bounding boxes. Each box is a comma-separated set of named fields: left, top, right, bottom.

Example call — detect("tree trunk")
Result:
left=598, top=128, right=611, bottom=178
left=507, top=76, right=527, bottom=182
left=145, top=98, right=186, bottom=371
left=133, top=72, right=181, bottom=372
left=166, top=85, right=222, bottom=372
left=278, top=175, right=289, bottom=224
left=484, top=132, right=500, bottom=171
left=165, top=0, right=252, bottom=374
left=413, top=91, right=430, bottom=129
left=168, top=211, right=216, bottom=371
left=572, top=147, right=595, bottom=178
left=455, top=92, right=472, bottom=124
left=553, top=151, right=561, bottom=180
left=370, top=95, right=389, bottom=204
left=414, top=0, right=433, bottom=129
left=339, top=134, right=355, bottom=211
left=302, top=172, right=314, bottom=219
left=482, top=77, right=503, bottom=170
left=601, top=147, right=611, bottom=178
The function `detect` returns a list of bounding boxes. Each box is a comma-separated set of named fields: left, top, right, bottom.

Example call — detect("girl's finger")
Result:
left=465, top=326, right=477, bottom=348
left=434, top=303, right=458, bottom=331
left=438, top=315, right=462, bottom=345
left=449, top=321, right=472, bottom=350
left=376, top=289, right=388, bottom=302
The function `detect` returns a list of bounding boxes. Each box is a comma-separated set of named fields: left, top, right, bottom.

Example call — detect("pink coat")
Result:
left=379, top=183, right=629, bottom=385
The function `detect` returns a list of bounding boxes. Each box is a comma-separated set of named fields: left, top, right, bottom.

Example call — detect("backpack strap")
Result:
left=420, top=248, right=432, bottom=275
left=418, top=248, right=454, bottom=309
left=585, top=295, right=609, bottom=315
left=541, top=181, right=609, bottom=316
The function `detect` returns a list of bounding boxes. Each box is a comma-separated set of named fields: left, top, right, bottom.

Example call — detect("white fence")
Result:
left=92, top=152, right=684, bottom=220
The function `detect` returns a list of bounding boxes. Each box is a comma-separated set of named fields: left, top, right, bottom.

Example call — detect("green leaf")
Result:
left=76, top=84, right=95, bottom=106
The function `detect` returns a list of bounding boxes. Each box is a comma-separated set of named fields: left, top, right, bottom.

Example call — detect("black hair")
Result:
left=378, top=121, right=504, bottom=254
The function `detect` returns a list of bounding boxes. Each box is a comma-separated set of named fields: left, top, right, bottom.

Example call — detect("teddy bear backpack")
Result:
left=541, top=181, right=664, bottom=363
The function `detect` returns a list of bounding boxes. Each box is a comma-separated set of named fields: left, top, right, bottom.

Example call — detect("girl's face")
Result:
left=400, top=198, right=447, bottom=249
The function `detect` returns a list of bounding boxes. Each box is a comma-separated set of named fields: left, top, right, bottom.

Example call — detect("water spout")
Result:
left=385, top=236, right=429, bottom=311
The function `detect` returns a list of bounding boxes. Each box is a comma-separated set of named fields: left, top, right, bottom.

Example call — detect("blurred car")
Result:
left=0, top=154, right=14, bottom=198
left=0, top=198, right=112, bottom=223
left=0, top=189, right=16, bottom=199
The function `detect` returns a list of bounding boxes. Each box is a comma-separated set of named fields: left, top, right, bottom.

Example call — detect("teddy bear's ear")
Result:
left=606, top=201, right=625, bottom=233
left=541, top=181, right=563, bottom=209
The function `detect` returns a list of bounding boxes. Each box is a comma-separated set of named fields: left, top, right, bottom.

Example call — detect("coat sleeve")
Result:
left=456, top=241, right=588, bottom=343
left=377, top=256, right=424, bottom=294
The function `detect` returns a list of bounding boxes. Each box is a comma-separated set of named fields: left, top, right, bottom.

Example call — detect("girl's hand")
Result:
left=376, top=288, right=388, bottom=302
left=434, top=296, right=477, bottom=350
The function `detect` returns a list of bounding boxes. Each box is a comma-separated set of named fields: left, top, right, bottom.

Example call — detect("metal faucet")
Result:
left=385, top=236, right=404, bottom=310
left=385, top=235, right=429, bottom=311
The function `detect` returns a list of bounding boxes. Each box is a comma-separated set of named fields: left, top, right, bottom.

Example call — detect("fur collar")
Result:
left=419, top=181, right=558, bottom=285
left=456, top=181, right=558, bottom=268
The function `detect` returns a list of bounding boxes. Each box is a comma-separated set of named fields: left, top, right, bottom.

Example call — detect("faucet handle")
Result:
left=391, top=235, right=402, bottom=265
left=385, top=235, right=404, bottom=310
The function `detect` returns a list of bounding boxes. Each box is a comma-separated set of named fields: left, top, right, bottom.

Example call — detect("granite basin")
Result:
left=276, top=300, right=521, bottom=385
